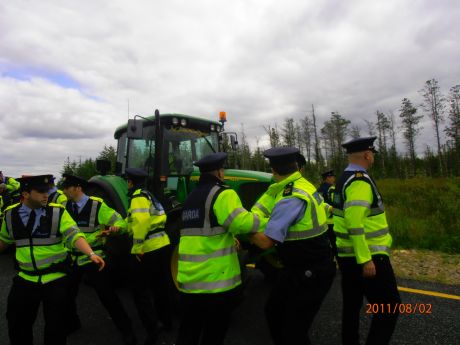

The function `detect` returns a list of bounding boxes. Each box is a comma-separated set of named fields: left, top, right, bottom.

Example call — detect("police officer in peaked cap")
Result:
left=251, top=147, right=336, bottom=345
left=333, top=137, right=400, bottom=345
left=176, top=152, right=263, bottom=345
left=0, top=174, right=104, bottom=345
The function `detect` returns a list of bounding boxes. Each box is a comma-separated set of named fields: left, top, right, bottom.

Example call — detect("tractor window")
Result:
left=162, top=127, right=218, bottom=176
left=116, top=132, right=127, bottom=171
left=127, top=126, right=156, bottom=175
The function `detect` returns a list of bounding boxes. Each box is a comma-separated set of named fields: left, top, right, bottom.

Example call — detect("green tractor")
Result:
left=87, top=110, right=277, bottom=281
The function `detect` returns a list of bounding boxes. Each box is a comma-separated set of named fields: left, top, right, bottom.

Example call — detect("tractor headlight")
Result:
left=180, top=119, right=187, bottom=126
left=210, top=124, right=215, bottom=131
left=172, top=117, right=179, bottom=125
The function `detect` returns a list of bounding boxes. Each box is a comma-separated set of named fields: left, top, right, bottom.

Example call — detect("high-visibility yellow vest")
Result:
left=0, top=202, right=85, bottom=283
left=178, top=174, right=262, bottom=294
left=272, top=173, right=328, bottom=241
left=67, top=196, right=126, bottom=266
left=127, top=189, right=169, bottom=254
left=333, top=170, right=392, bottom=264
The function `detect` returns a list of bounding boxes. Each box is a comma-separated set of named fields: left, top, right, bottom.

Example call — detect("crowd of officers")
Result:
left=0, top=136, right=401, bottom=345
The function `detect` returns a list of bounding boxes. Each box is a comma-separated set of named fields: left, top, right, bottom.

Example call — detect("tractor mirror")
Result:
left=127, top=119, right=143, bottom=139
left=230, top=134, right=239, bottom=151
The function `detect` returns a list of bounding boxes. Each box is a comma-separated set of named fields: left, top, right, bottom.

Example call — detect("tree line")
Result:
left=227, top=78, right=460, bottom=181
left=62, top=78, right=459, bottom=182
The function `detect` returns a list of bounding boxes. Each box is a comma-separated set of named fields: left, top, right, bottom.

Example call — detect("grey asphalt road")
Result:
left=1, top=253, right=459, bottom=345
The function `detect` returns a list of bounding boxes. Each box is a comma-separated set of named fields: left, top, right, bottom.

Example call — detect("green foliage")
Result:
left=379, top=177, right=460, bottom=253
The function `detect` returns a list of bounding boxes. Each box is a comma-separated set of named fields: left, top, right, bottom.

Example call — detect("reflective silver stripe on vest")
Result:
left=179, top=245, right=236, bottom=262
left=251, top=213, right=260, bottom=233
left=133, top=238, right=144, bottom=245
left=5, top=209, right=13, bottom=238
left=150, top=207, right=165, bottom=216
left=337, top=245, right=391, bottom=255
left=17, top=252, right=68, bottom=268
left=181, top=185, right=226, bottom=237
left=181, top=226, right=226, bottom=236
left=204, top=186, right=221, bottom=230
left=335, top=227, right=390, bottom=240
left=16, top=237, right=62, bottom=247
left=79, top=201, right=99, bottom=233
left=146, top=231, right=167, bottom=240
left=254, top=202, right=270, bottom=217
left=312, top=192, right=323, bottom=205
left=223, top=207, right=245, bottom=228
left=63, top=226, right=79, bottom=238
left=51, top=207, right=60, bottom=235
left=107, top=212, right=119, bottom=226
left=344, top=200, right=371, bottom=209
left=285, top=223, right=328, bottom=240
left=333, top=208, right=344, bottom=216
left=286, top=188, right=327, bottom=241
left=348, top=227, right=365, bottom=235
left=179, top=274, right=241, bottom=291
left=131, top=208, right=150, bottom=214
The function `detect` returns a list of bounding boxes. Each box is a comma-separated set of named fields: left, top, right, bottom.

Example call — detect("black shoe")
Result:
left=122, top=332, right=137, bottom=345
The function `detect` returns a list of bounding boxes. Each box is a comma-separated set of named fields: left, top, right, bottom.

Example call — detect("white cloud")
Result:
left=0, top=0, right=459, bottom=176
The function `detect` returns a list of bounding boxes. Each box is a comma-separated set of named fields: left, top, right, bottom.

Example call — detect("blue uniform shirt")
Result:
left=264, top=198, right=306, bottom=243
left=18, top=204, right=46, bottom=234
left=73, top=194, right=89, bottom=214
left=345, top=163, right=367, bottom=172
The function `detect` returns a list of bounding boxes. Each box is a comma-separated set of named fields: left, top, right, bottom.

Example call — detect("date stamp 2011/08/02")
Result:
left=366, top=303, right=432, bottom=315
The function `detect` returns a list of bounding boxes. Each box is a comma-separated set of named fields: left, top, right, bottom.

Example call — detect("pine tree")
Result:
left=399, top=98, right=423, bottom=176
left=420, top=78, right=445, bottom=175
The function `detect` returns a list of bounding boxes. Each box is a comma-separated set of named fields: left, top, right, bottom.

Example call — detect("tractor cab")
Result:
left=115, top=113, right=222, bottom=209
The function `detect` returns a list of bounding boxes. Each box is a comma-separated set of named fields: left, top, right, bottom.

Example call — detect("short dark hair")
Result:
left=271, top=161, right=298, bottom=176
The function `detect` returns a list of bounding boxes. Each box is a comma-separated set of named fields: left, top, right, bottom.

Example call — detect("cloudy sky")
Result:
left=1, top=0, right=459, bottom=177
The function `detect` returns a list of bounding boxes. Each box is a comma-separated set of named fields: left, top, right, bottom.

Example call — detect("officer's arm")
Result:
left=59, top=209, right=106, bottom=270
left=214, top=189, right=263, bottom=235
left=97, top=202, right=127, bottom=233
left=344, top=180, right=373, bottom=264
left=251, top=193, right=273, bottom=219
left=252, top=198, right=306, bottom=250
left=58, top=209, right=86, bottom=249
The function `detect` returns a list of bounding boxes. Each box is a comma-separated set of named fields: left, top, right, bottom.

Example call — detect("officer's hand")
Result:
left=97, top=226, right=120, bottom=238
left=362, top=260, right=376, bottom=278
left=90, top=254, right=105, bottom=271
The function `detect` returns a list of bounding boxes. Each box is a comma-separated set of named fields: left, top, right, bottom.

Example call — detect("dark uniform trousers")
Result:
left=265, top=261, right=336, bottom=345
left=128, top=245, right=173, bottom=339
left=176, top=286, right=242, bottom=345
left=7, top=275, right=69, bottom=345
left=68, top=261, right=133, bottom=335
left=338, top=255, right=401, bottom=345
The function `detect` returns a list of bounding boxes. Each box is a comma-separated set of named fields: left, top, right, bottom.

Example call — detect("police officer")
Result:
left=317, top=169, right=337, bottom=256
left=333, top=137, right=400, bottom=345
left=0, top=174, right=105, bottom=345
left=48, top=176, right=67, bottom=205
left=176, top=152, right=261, bottom=345
left=61, top=174, right=136, bottom=344
left=125, top=167, right=173, bottom=345
left=251, top=147, right=336, bottom=345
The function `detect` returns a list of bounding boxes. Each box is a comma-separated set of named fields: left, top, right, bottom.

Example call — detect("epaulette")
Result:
left=283, top=182, right=294, bottom=197
left=354, top=171, right=364, bottom=178
left=89, top=196, right=104, bottom=203
left=48, top=202, right=65, bottom=208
